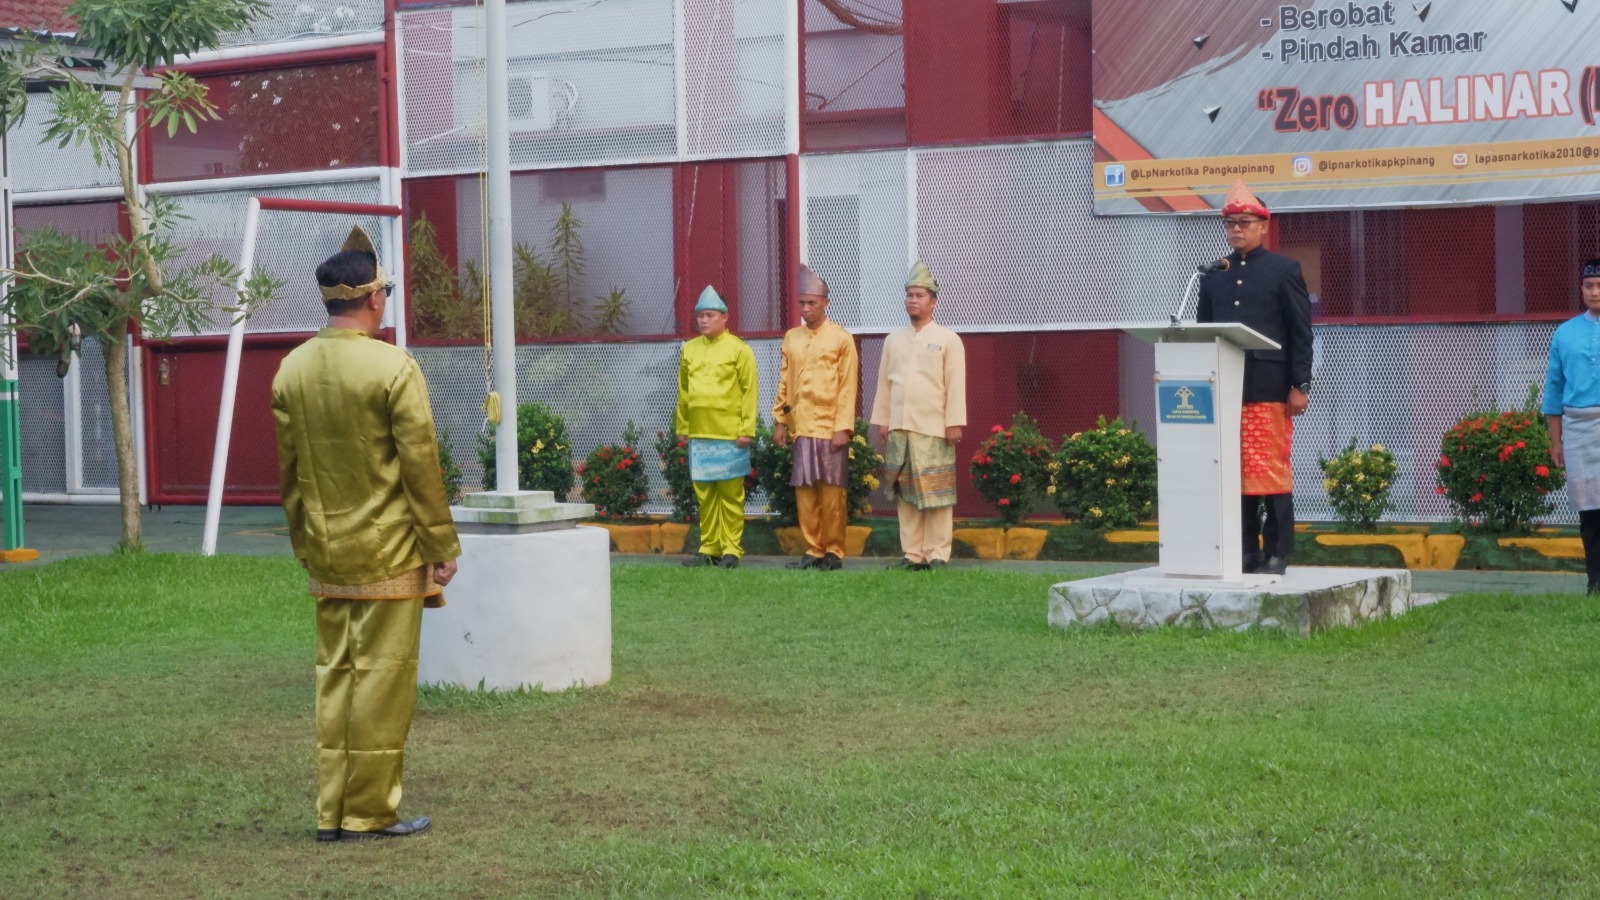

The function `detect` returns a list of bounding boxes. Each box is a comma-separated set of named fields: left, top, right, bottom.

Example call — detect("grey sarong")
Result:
left=1564, top=406, right=1600, bottom=511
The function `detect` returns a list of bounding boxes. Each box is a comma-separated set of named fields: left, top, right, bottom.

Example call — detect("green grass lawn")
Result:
left=1, top=555, right=1597, bottom=897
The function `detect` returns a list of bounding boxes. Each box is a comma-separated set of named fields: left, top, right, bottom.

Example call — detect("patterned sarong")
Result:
left=790, top=435, right=848, bottom=488
left=1241, top=402, right=1293, bottom=495
left=689, top=438, right=752, bottom=483
left=1563, top=406, right=1600, bottom=511
left=884, top=430, right=957, bottom=510
left=310, top=565, right=445, bottom=608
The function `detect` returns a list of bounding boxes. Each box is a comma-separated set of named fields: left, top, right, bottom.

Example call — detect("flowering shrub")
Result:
left=654, top=428, right=696, bottom=523
left=478, top=401, right=575, bottom=500
left=580, top=422, right=649, bottom=520
left=1051, top=416, right=1157, bottom=530
left=436, top=430, right=464, bottom=505
left=971, top=412, right=1053, bottom=526
left=751, top=418, right=798, bottom=523
left=1318, top=439, right=1396, bottom=529
left=1435, top=408, right=1564, bottom=533
left=846, top=417, right=884, bottom=522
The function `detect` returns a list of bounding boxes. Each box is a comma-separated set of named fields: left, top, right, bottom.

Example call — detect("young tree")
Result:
left=0, top=0, right=272, bottom=550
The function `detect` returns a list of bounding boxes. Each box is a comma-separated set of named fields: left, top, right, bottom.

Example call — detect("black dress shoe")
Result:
left=818, top=552, right=842, bottom=571
left=719, top=554, right=739, bottom=569
left=681, top=554, right=717, bottom=567
left=786, top=555, right=820, bottom=570
left=926, top=559, right=947, bottom=570
left=341, top=816, right=431, bottom=841
left=887, top=557, right=920, bottom=570
left=316, top=829, right=341, bottom=842
left=1258, top=556, right=1288, bottom=576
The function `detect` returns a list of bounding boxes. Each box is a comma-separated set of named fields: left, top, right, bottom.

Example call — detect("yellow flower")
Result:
left=1046, top=485, right=1057, bottom=495
left=1117, top=429, right=1130, bottom=435
left=864, top=475, right=879, bottom=489
left=1372, top=444, right=1385, bottom=453
left=1069, top=433, right=1081, bottom=441
left=1361, top=493, right=1371, bottom=502
left=1354, top=473, right=1365, bottom=482
left=1105, top=478, right=1116, bottom=486
left=532, top=439, right=545, bottom=453
left=1323, top=478, right=1337, bottom=491
left=1089, top=507, right=1104, bottom=518
left=1377, top=480, right=1388, bottom=489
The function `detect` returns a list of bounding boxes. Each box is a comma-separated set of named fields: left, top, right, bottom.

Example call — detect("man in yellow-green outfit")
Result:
left=272, top=227, right=461, bottom=843
left=676, top=285, right=758, bottom=568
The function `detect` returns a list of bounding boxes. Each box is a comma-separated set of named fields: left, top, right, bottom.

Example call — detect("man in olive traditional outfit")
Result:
left=871, top=261, right=966, bottom=571
left=774, top=265, right=859, bottom=571
left=272, top=228, right=461, bottom=842
left=1543, top=259, right=1600, bottom=593
left=676, top=285, right=758, bottom=568
left=1196, top=181, right=1313, bottom=576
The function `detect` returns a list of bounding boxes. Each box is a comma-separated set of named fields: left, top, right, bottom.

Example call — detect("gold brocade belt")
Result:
left=309, top=566, right=446, bottom=608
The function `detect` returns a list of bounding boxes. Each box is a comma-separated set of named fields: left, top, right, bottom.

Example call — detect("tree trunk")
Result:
left=103, top=328, right=142, bottom=551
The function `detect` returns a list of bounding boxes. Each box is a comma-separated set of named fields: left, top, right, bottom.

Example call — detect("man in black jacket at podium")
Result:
left=1196, top=181, right=1314, bottom=576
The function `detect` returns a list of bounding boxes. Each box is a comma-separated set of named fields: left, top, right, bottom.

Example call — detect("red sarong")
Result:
left=1241, top=402, right=1293, bottom=495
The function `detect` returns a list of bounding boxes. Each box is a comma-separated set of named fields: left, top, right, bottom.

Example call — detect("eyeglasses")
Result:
left=383, top=282, right=395, bottom=297
left=1222, top=218, right=1264, bottom=229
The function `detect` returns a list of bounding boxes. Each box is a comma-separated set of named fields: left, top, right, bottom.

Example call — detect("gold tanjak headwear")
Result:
left=906, top=260, right=938, bottom=295
left=317, top=226, right=388, bottom=302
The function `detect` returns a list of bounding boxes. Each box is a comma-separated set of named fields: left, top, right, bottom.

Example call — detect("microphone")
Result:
left=1198, top=258, right=1231, bottom=274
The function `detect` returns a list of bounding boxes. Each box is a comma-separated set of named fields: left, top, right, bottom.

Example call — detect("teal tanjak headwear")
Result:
left=695, top=285, right=728, bottom=313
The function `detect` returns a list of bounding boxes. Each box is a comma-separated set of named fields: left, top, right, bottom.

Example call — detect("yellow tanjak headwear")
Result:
left=906, top=260, right=938, bottom=295
left=317, top=226, right=388, bottom=302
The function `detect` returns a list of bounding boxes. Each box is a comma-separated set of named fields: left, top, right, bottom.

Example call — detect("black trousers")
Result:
left=1581, top=509, right=1600, bottom=592
left=1243, top=493, right=1295, bottom=561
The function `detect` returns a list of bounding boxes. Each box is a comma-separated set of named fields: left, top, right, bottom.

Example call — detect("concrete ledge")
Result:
left=1048, top=566, right=1411, bottom=635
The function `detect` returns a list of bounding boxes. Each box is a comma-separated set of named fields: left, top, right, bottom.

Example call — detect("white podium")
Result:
left=1118, top=323, right=1280, bottom=584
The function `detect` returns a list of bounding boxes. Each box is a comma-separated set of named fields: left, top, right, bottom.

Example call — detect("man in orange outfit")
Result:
left=773, top=264, right=858, bottom=571
left=1196, top=181, right=1313, bottom=576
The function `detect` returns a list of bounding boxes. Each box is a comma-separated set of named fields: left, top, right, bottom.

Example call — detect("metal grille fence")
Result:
left=161, top=180, right=387, bottom=334
left=802, top=0, right=905, bottom=151
left=18, top=357, right=64, bottom=494
left=414, top=337, right=783, bottom=515
left=448, top=167, right=678, bottom=337
left=220, top=0, right=385, bottom=47
left=805, top=141, right=1224, bottom=334
left=399, top=0, right=792, bottom=178
left=7, top=96, right=121, bottom=194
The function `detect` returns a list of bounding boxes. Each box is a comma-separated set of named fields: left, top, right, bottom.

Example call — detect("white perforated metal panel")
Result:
left=454, top=168, right=677, bottom=336
left=915, top=141, right=1222, bottom=330
left=414, top=337, right=782, bottom=515
left=7, top=95, right=121, bottom=194
left=802, top=150, right=907, bottom=332
left=682, top=0, right=788, bottom=158
left=220, top=0, right=384, bottom=46
left=401, top=0, right=677, bottom=176
left=75, top=340, right=119, bottom=490
left=18, top=358, right=65, bottom=494
left=160, top=180, right=386, bottom=335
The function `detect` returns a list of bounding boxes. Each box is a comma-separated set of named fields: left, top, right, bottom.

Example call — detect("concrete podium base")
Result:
left=419, top=524, right=611, bottom=691
left=1049, top=566, right=1411, bottom=635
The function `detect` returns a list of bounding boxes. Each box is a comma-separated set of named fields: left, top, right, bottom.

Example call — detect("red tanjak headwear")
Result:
left=1220, top=180, right=1270, bottom=219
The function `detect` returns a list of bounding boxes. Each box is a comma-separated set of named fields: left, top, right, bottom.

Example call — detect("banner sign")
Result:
left=1093, top=1, right=1600, bottom=214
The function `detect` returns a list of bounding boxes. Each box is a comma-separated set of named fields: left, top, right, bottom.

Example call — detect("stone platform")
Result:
left=1048, top=566, right=1411, bottom=635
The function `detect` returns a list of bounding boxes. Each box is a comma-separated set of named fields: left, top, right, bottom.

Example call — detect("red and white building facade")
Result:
left=6, top=0, right=1587, bottom=523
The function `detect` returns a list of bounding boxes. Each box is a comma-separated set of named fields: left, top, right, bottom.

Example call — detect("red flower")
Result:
left=677, top=439, right=687, bottom=448
left=1515, top=441, right=1526, bottom=449
left=998, top=498, right=1010, bottom=506
left=1536, top=465, right=1551, bottom=477
left=1003, top=431, right=1013, bottom=439
left=1009, top=473, right=1022, bottom=485
left=1439, top=456, right=1451, bottom=467
left=1435, top=486, right=1446, bottom=494
left=991, top=424, right=1004, bottom=433
left=1471, top=492, right=1484, bottom=502
left=1489, top=424, right=1499, bottom=432
left=576, top=463, right=586, bottom=474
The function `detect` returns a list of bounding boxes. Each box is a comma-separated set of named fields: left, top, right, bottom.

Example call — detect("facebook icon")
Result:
left=1105, top=164, right=1126, bottom=187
